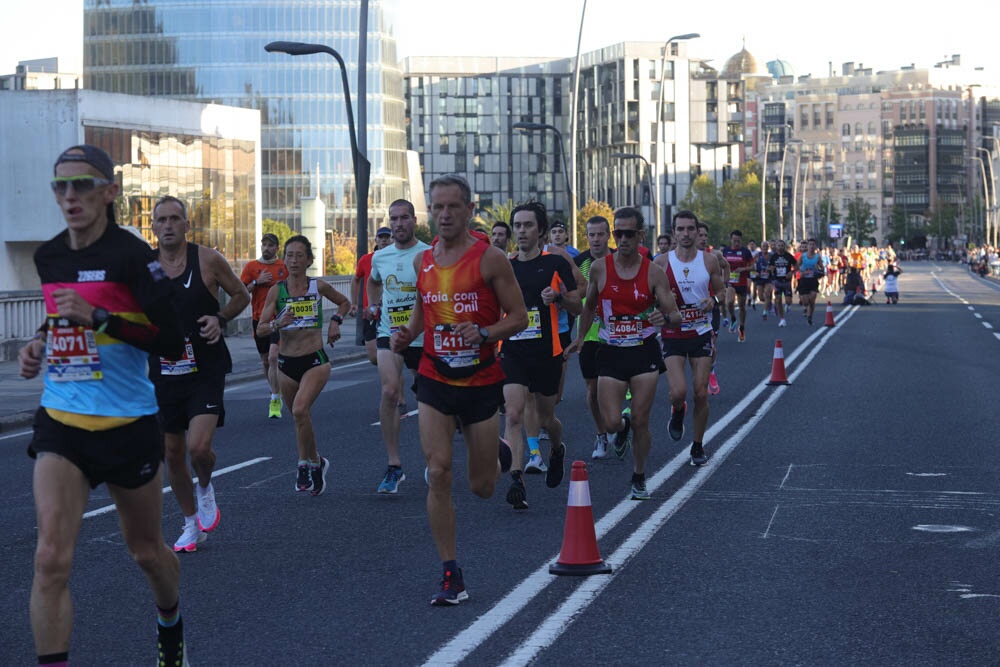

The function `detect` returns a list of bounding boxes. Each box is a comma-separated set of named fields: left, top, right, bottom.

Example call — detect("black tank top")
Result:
left=150, top=243, right=232, bottom=379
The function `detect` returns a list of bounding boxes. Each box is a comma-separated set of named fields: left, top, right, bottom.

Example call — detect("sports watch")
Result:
left=478, top=326, right=489, bottom=342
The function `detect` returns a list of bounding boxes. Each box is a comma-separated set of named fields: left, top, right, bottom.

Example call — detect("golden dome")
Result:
left=722, top=47, right=761, bottom=78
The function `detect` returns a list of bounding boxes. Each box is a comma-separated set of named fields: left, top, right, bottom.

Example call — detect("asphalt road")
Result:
left=1, top=262, right=998, bottom=666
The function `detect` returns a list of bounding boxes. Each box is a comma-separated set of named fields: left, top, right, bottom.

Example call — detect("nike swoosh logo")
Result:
left=206, top=404, right=218, bottom=409
left=183, top=272, right=193, bottom=289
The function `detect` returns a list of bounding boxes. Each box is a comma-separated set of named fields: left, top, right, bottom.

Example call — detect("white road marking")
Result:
left=81, top=457, right=271, bottom=519
left=422, top=309, right=859, bottom=666
left=984, top=322, right=994, bottom=330
left=906, top=472, right=947, bottom=477
left=0, top=428, right=31, bottom=441
left=974, top=312, right=983, bottom=319
left=995, top=333, right=1000, bottom=342
left=913, top=525, right=976, bottom=533
left=762, top=505, right=780, bottom=539
left=371, top=409, right=419, bottom=426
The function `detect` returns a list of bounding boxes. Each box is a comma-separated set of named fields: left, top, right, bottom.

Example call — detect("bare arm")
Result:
left=648, top=263, right=681, bottom=328
left=565, top=258, right=604, bottom=354
left=472, top=245, right=527, bottom=343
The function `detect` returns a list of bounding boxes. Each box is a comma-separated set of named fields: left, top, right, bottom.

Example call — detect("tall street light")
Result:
left=568, top=0, right=588, bottom=247
left=760, top=128, right=771, bottom=242
left=264, top=41, right=371, bottom=264
left=970, top=156, right=990, bottom=245
left=611, top=152, right=657, bottom=238
left=513, top=122, right=573, bottom=218
left=778, top=138, right=803, bottom=240
left=978, top=144, right=998, bottom=247
left=656, top=32, right=700, bottom=234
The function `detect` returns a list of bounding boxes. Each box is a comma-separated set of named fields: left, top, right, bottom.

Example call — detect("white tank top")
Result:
left=664, top=250, right=713, bottom=338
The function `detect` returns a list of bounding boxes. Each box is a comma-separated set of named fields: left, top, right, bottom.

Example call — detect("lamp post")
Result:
left=777, top=138, right=802, bottom=240
left=568, top=0, right=588, bottom=246
left=760, top=128, right=771, bottom=243
left=264, top=41, right=371, bottom=264
left=979, top=142, right=999, bottom=247
left=611, top=152, right=657, bottom=238
left=970, top=156, right=990, bottom=246
left=513, top=122, right=573, bottom=217
left=656, top=32, right=700, bottom=234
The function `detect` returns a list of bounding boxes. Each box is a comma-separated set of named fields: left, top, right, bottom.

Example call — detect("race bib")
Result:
left=679, top=307, right=709, bottom=332
left=607, top=315, right=643, bottom=347
left=46, top=324, right=102, bottom=382
left=387, top=305, right=412, bottom=334
left=729, top=270, right=739, bottom=284
left=759, top=268, right=770, bottom=279
left=509, top=307, right=542, bottom=341
left=776, top=266, right=788, bottom=278
left=160, top=336, right=198, bottom=376
left=749, top=270, right=758, bottom=279
left=432, top=324, right=480, bottom=368
left=802, top=268, right=815, bottom=278
left=283, top=295, right=320, bottom=329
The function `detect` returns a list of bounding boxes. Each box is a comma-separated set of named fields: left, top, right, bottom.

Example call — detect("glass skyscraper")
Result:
left=83, top=0, right=407, bottom=237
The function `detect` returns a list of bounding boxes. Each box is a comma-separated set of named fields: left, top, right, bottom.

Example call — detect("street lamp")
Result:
left=760, top=128, right=771, bottom=243
left=568, top=0, right=589, bottom=247
left=611, top=152, right=657, bottom=239
left=656, top=32, right=700, bottom=234
left=970, top=156, right=990, bottom=246
left=513, top=122, right=573, bottom=218
left=264, top=41, right=371, bottom=264
left=978, top=143, right=998, bottom=247
left=778, top=138, right=803, bottom=240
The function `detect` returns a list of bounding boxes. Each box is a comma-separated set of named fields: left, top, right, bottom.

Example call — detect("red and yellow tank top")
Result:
left=597, top=254, right=658, bottom=347
left=417, top=237, right=505, bottom=386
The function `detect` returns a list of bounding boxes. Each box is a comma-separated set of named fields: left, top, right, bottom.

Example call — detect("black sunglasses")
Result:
left=612, top=229, right=638, bottom=239
left=50, top=175, right=113, bottom=196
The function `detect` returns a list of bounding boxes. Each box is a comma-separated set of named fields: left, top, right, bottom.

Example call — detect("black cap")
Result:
left=376, top=226, right=392, bottom=237
left=550, top=220, right=567, bottom=230
left=54, top=145, right=115, bottom=180
left=261, top=233, right=279, bottom=245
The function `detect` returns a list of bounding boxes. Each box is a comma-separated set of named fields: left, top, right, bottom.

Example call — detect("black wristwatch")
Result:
left=331, top=314, right=344, bottom=325
left=215, top=313, right=229, bottom=328
left=478, top=326, right=489, bottom=342
left=554, top=293, right=563, bottom=304
left=91, top=306, right=110, bottom=331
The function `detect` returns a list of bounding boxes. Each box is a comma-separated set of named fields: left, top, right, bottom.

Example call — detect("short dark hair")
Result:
left=673, top=210, right=698, bottom=225
left=585, top=216, right=610, bottom=233
left=511, top=201, right=549, bottom=235
left=730, top=229, right=743, bottom=238
left=613, top=206, right=643, bottom=228
left=491, top=221, right=511, bottom=237
left=429, top=174, right=472, bottom=205
left=657, top=234, right=671, bottom=243
left=388, top=199, right=416, bottom=217
left=695, top=221, right=709, bottom=231
left=284, top=234, right=314, bottom=262
left=154, top=195, right=188, bottom=220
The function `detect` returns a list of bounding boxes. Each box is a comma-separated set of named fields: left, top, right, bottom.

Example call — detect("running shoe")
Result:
left=157, top=617, right=190, bottom=667
left=506, top=470, right=528, bottom=510
left=690, top=442, right=709, bottom=466
left=729, top=319, right=738, bottom=334
left=720, top=317, right=730, bottom=330
left=778, top=318, right=787, bottom=327
left=546, top=443, right=566, bottom=489
left=173, top=518, right=207, bottom=553
left=309, top=457, right=330, bottom=497
left=737, top=327, right=746, bottom=343
left=629, top=474, right=650, bottom=500
left=668, top=403, right=686, bottom=442
left=195, top=483, right=220, bottom=532
left=807, top=315, right=813, bottom=326
left=431, top=568, right=468, bottom=606
left=295, top=462, right=313, bottom=492
left=498, top=438, right=513, bottom=473
left=524, top=453, right=548, bottom=474
left=268, top=397, right=282, bottom=419
left=592, top=433, right=609, bottom=460
left=377, top=465, right=406, bottom=494
left=538, top=428, right=550, bottom=441
left=708, top=371, right=721, bottom=395
left=613, top=408, right=633, bottom=460
left=762, top=311, right=768, bottom=321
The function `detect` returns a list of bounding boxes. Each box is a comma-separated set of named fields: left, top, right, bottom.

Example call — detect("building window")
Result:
left=842, top=123, right=851, bottom=136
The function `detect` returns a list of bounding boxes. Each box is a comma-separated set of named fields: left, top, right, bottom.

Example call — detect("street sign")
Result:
left=829, top=223, right=843, bottom=238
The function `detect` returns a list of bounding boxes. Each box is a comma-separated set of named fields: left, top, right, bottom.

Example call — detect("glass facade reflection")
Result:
left=83, top=0, right=406, bottom=238
left=85, top=126, right=257, bottom=263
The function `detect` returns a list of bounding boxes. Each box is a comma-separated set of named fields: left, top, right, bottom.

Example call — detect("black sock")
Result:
left=38, top=652, right=69, bottom=666
left=631, top=472, right=645, bottom=485
left=693, top=440, right=703, bottom=448
left=442, top=560, right=458, bottom=577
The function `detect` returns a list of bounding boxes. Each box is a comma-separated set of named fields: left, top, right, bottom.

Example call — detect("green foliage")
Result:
left=325, top=232, right=357, bottom=276
left=414, top=224, right=434, bottom=244
left=926, top=199, right=960, bottom=243
left=478, top=200, right=516, bottom=227
left=844, top=197, right=876, bottom=242
left=678, top=161, right=780, bottom=247
left=576, top=199, right=616, bottom=249
left=263, top=219, right=295, bottom=250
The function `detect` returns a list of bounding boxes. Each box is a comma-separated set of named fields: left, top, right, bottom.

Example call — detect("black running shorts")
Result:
left=416, top=375, right=503, bottom=426
left=29, top=408, right=163, bottom=489
left=376, top=337, right=422, bottom=370
left=154, top=372, right=227, bottom=434
left=501, top=349, right=563, bottom=397
left=661, top=331, right=714, bottom=359
left=578, top=340, right=600, bottom=380
left=595, top=337, right=665, bottom=381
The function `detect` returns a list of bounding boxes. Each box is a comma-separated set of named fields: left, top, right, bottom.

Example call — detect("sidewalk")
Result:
left=0, top=317, right=368, bottom=433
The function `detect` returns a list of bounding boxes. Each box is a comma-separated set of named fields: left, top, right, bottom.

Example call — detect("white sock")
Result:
left=271, top=393, right=280, bottom=401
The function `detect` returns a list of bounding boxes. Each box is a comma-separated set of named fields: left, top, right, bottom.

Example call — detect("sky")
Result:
left=3, top=0, right=998, bottom=82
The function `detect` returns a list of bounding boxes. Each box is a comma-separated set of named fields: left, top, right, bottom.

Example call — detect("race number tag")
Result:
left=606, top=315, right=643, bottom=347
left=679, top=307, right=709, bottom=332
left=432, top=324, right=479, bottom=368
left=759, top=268, right=770, bottom=280
left=46, top=325, right=102, bottom=382
left=387, top=305, right=412, bottom=334
left=509, top=308, right=542, bottom=341
left=160, top=337, right=199, bottom=376
left=729, top=271, right=739, bottom=284
left=775, top=266, right=788, bottom=278
left=802, top=268, right=815, bottom=278
left=284, top=295, right=320, bottom=329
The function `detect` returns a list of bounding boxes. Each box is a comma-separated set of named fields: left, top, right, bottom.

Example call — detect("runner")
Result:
left=567, top=206, right=681, bottom=499
left=491, top=220, right=512, bottom=252
left=655, top=233, right=672, bottom=258
left=572, top=216, right=614, bottom=458
left=258, top=235, right=350, bottom=496
left=391, top=174, right=527, bottom=605
left=753, top=241, right=773, bottom=321
left=149, top=196, right=249, bottom=553
left=18, top=145, right=189, bottom=665
left=796, top=238, right=825, bottom=325
left=351, top=228, right=392, bottom=365
left=544, top=218, right=580, bottom=258
left=241, top=233, right=289, bottom=418
left=769, top=239, right=798, bottom=327
left=720, top=229, right=754, bottom=342
left=660, top=210, right=727, bottom=466
left=689, top=222, right=728, bottom=395
left=501, top=202, right=580, bottom=509
left=367, top=199, right=430, bottom=493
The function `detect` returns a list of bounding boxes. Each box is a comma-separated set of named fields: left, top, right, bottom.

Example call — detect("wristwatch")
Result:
left=478, top=326, right=489, bottom=342
left=331, top=314, right=344, bottom=325
left=91, top=306, right=110, bottom=332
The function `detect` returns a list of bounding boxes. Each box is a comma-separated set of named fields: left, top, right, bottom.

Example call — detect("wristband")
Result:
left=554, top=293, right=563, bottom=304
left=216, top=314, right=229, bottom=328
left=330, top=314, right=344, bottom=325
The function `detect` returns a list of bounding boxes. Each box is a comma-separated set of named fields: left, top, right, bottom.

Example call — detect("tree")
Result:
left=886, top=205, right=908, bottom=247
left=926, top=199, right=959, bottom=247
left=575, top=198, right=616, bottom=249
left=263, top=219, right=295, bottom=250
left=325, top=231, right=357, bottom=276
left=414, top=224, right=434, bottom=244
left=478, top=199, right=516, bottom=229
left=679, top=175, right=724, bottom=243
left=719, top=163, right=766, bottom=244
left=844, top=197, right=875, bottom=243
left=817, top=193, right=841, bottom=244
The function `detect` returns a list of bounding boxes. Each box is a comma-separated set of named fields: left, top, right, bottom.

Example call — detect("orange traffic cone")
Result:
left=823, top=301, right=836, bottom=327
left=767, top=339, right=790, bottom=386
left=550, top=461, right=612, bottom=576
